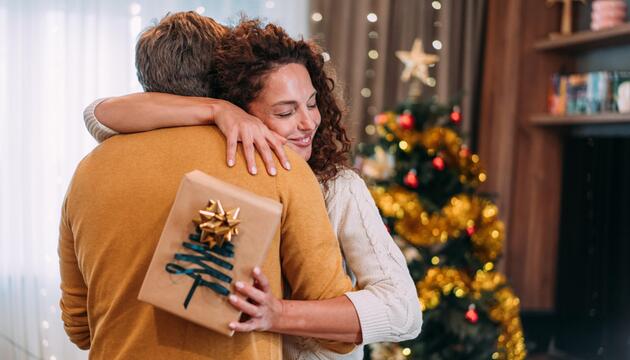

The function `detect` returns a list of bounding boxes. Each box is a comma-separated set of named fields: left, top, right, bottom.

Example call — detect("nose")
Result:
left=296, top=107, right=318, bottom=131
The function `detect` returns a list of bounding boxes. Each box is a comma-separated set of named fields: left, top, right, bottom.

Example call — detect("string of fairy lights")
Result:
left=309, top=1, right=445, bottom=139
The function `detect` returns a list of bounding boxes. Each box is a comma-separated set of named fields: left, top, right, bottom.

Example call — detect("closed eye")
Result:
left=275, top=110, right=294, bottom=118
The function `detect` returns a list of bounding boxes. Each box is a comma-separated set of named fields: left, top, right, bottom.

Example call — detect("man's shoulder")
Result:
left=275, top=148, right=320, bottom=186
left=72, top=126, right=226, bottom=186
left=85, top=126, right=226, bottom=166
left=100, top=126, right=223, bottom=149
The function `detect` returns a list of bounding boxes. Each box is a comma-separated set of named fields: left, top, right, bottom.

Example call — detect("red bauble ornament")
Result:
left=465, top=304, right=479, bottom=324
left=450, top=111, right=462, bottom=124
left=403, top=169, right=419, bottom=189
left=398, top=113, right=415, bottom=130
left=432, top=156, right=445, bottom=171
left=466, top=225, right=476, bottom=236
left=450, top=105, right=462, bottom=124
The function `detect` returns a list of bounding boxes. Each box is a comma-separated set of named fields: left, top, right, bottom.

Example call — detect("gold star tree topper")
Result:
left=194, top=200, right=241, bottom=247
left=395, top=39, right=439, bottom=85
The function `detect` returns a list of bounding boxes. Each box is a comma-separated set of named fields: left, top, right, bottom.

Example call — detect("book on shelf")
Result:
left=548, top=70, right=630, bottom=115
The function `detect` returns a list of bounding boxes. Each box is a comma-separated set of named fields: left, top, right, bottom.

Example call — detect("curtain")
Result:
left=0, top=1, right=308, bottom=359
left=309, top=0, right=486, bottom=147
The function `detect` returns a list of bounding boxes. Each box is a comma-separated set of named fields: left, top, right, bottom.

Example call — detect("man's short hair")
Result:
left=135, top=11, right=227, bottom=97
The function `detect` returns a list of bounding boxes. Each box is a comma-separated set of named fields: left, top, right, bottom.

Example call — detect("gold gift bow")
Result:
left=193, top=200, right=241, bottom=247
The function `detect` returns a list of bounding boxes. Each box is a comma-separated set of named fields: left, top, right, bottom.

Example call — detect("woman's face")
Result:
left=248, top=63, right=321, bottom=160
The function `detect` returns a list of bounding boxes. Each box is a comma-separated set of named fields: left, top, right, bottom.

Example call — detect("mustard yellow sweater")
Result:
left=59, top=126, right=354, bottom=359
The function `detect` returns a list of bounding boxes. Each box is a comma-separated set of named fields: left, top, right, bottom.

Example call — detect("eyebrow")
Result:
left=271, top=91, right=317, bottom=107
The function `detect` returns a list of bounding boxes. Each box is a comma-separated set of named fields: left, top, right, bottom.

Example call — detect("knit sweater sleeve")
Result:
left=330, top=170, right=422, bottom=344
left=283, top=170, right=423, bottom=360
left=83, top=98, right=119, bottom=143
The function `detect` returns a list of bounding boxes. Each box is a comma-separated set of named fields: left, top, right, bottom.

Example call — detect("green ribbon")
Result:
left=165, top=228, right=235, bottom=309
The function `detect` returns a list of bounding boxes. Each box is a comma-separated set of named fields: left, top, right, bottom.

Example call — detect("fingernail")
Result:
left=253, top=267, right=261, bottom=275
left=235, top=281, right=244, bottom=289
left=228, top=159, right=235, bottom=167
left=229, top=322, right=236, bottom=329
left=270, top=167, right=277, bottom=176
left=250, top=166, right=257, bottom=175
left=229, top=295, right=238, bottom=302
left=284, top=162, right=291, bottom=170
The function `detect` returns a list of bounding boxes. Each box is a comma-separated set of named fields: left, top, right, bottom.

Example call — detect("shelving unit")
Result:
left=532, top=24, right=630, bottom=126
left=530, top=112, right=630, bottom=126
left=534, top=23, right=630, bottom=52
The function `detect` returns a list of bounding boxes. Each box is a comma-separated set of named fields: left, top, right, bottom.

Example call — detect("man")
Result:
left=59, top=12, right=354, bottom=359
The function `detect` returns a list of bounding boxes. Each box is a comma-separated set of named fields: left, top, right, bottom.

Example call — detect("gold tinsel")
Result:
left=370, top=186, right=504, bottom=262
left=417, top=267, right=471, bottom=311
left=370, top=343, right=408, bottom=360
left=415, top=267, right=526, bottom=360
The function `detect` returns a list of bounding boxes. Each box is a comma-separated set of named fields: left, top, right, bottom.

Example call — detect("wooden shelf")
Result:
left=534, top=23, right=630, bottom=52
left=530, top=112, right=630, bottom=126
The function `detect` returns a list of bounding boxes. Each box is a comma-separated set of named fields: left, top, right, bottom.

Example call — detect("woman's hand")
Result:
left=213, top=100, right=290, bottom=176
left=228, top=267, right=284, bottom=332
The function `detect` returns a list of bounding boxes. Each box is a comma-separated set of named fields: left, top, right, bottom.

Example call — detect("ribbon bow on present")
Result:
left=165, top=199, right=241, bottom=308
left=193, top=200, right=241, bottom=248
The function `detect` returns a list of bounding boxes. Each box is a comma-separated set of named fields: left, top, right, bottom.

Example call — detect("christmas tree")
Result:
left=357, top=39, right=526, bottom=360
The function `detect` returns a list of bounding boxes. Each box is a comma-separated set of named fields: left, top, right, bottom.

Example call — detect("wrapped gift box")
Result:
left=138, top=170, right=282, bottom=336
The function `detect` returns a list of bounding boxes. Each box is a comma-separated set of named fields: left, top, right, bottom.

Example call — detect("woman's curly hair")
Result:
left=209, top=19, right=351, bottom=185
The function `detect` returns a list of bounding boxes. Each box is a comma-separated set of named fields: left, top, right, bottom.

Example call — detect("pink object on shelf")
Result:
left=591, top=9, right=626, bottom=21
left=591, top=0, right=627, bottom=31
left=592, top=0, right=627, bottom=11
left=592, top=20, right=624, bottom=31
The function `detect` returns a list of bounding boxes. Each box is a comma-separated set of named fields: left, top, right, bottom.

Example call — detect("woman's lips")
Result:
left=289, top=134, right=313, bottom=148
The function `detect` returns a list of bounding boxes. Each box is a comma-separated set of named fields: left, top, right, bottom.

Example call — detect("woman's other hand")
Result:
left=213, top=100, right=290, bottom=176
left=228, top=267, right=283, bottom=332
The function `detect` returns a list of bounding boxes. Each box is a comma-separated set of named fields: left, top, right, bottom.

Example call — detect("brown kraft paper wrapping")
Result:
left=138, top=170, right=282, bottom=336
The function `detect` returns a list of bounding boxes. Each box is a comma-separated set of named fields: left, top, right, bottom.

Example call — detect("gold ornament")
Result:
left=546, top=0, right=587, bottom=36
left=395, top=39, right=439, bottom=85
left=194, top=200, right=241, bottom=247
left=361, top=146, right=396, bottom=181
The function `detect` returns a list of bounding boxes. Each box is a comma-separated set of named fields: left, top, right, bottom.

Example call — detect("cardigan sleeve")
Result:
left=286, top=170, right=423, bottom=360
left=330, top=170, right=422, bottom=344
left=276, top=155, right=356, bottom=355
left=83, top=98, right=119, bottom=143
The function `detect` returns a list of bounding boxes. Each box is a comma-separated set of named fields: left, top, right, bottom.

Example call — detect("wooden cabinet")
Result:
left=478, top=0, right=630, bottom=310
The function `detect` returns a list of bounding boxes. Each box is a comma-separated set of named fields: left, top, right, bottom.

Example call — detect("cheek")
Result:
left=263, top=119, right=294, bottom=138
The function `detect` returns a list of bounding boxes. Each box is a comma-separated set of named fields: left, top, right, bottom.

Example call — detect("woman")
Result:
left=85, top=19, right=422, bottom=359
